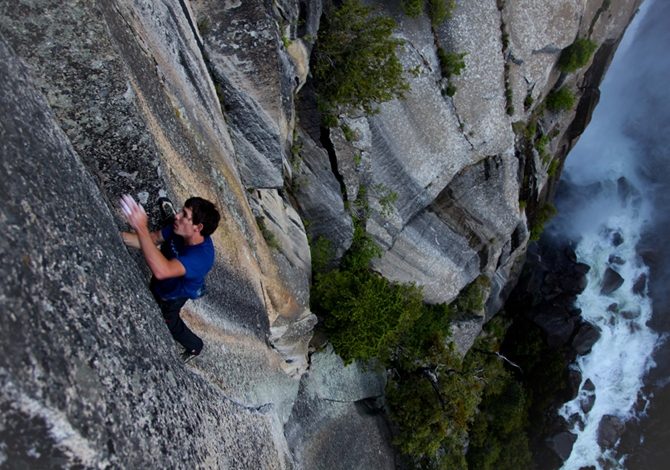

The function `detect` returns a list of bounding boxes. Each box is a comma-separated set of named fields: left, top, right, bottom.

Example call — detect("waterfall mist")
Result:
left=546, top=0, right=670, bottom=467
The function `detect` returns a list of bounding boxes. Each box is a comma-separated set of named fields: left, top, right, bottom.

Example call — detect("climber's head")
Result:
left=182, top=197, right=220, bottom=237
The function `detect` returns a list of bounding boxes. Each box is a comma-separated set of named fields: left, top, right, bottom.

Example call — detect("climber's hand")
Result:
left=120, top=231, right=140, bottom=248
left=120, top=194, right=148, bottom=234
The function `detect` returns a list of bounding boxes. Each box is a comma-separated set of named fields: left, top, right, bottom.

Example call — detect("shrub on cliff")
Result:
left=317, top=268, right=424, bottom=364
left=529, top=203, right=557, bottom=241
left=428, top=0, right=456, bottom=26
left=312, top=220, right=423, bottom=364
left=464, top=316, right=532, bottom=470
left=310, top=192, right=521, bottom=466
left=402, top=0, right=424, bottom=17
left=312, top=218, right=489, bottom=368
left=313, top=0, right=408, bottom=119
left=386, top=340, right=477, bottom=469
left=437, top=48, right=466, bottom=78
left=502, top=318, right=571, bottom=437
left=558, top=38, right=598, bottom=73
left=401, top=0, right=456, bottom=25
left=546, top=87, right=575, bottom=112
left=467, top=378, right=532, bottom=470
left=388, top=316, right=521, bottom=468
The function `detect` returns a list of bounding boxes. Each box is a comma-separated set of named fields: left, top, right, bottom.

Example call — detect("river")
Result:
left=547, top=0, right=670, bottom=467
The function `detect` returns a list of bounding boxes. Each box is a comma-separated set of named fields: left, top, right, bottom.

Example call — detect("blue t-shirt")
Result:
left=151, top=225, right=215, bottom=300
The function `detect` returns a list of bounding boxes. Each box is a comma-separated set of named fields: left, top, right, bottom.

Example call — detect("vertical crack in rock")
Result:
left=497, top=0, right=515, bottom=117
left=320, top=126, right=349, bottom=202
left=175, top=0, right=205, bottom=51
left=454, top=111, right=476, bottom=150
left=405, top=41, right=434, bottom=73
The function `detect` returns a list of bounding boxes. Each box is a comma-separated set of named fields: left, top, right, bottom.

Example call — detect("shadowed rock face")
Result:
left=291, top=129, right=354, bottom=261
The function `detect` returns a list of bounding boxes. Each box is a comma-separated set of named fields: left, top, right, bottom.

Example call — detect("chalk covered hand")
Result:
left=120, top=194, right=148, bottom=233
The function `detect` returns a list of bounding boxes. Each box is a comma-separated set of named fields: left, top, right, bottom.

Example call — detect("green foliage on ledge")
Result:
left=437, top=48, right=466, bottom=98
left=402, top=0, right=425, bottom=17
left=386, top=341, right=477, bottom=469
left=529, top=203, right=557, bottom=241
left=310, top=207, right=527, bottom=466
left=536, top=133, right=551, bottom=158
left=437, top=48, right=466, bottom=78
left=310, top=236, right=334, bottom=275
left=546, top=87, right=575, bottom=112
left=255, top=216, right=281, bottom=250
left=313, top=0, right=409, bottom=120
left=548, top=157, right=561, bottom=177
left=466, top=376, right=532, bottom=469
left=428, top=0, right=455, bottom=26
left=558, top=38, right=598, bottom=73
left=401, top=0, right=456, bottom=26
left=312, top=220, right=422, bottom=364
left=388, top=316, right=532, bottom=469
left=464, top=319, right=532, bottom=470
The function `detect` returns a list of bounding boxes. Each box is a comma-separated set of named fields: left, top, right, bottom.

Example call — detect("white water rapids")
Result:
left=557, top=180, right=658, bottom=469
left=550, top=1, right=666, bottom=468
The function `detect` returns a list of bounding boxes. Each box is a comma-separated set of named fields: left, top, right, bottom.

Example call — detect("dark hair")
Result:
left=185, top=197, right=220, bottom=237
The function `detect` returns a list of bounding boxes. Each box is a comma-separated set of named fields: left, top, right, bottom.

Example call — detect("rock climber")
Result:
left=120, top=194, right=220, bottom=362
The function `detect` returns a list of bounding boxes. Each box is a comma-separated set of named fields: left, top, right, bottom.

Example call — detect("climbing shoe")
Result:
left=158, top=197, right=176, bottom=223
left=180, top=349, right=199, bottom=364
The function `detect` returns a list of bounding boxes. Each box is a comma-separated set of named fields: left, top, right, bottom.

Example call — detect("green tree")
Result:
left=467, top=378, right=532, bottom=470
left=437, top=48, right=466, bottom=78
left=310, top=236, right=334, bottom=275
left=428, top=0, right=456, bottom=26
left=308, top=192, right=533, bottom=468
left=314, top=0, right=409, bottom=118
left=558, top=38, right=598, bottom=73
left=387, top=338, right=478, bottom=469
left=529, top=203, right=557, bottom=241
left=319, top=271, right=424, bottom=364
left=402, top=0, right=425, bottom=17
left=546, top=87, right=575, bottom=112
left=312, top=220, right=422, bottom=364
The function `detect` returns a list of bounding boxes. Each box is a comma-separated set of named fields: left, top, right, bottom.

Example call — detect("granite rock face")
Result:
left=291, top=128, right=354, bottom=262
left=344, top=0, right=521, bottom=309
left=367, top=151, right=523, bottom=303
left=349, top=0, right=640, bottom=309
left=303, top=345, right=386, bottom=402
left=285, top=346, right=393, bottom=470
left=0, top=0, right=317, bottom=373
left=0, top=40, right=290, bottom=467
left=285, top=388, right=394, bottom=470
left=190, top=0, right=297, bottom=189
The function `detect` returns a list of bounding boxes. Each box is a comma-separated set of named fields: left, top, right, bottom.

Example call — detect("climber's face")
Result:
left=173, top=206, right=202, bottom=239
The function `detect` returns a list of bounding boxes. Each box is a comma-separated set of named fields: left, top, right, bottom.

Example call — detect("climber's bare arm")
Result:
left=121, top=230, right=163, bottom=248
